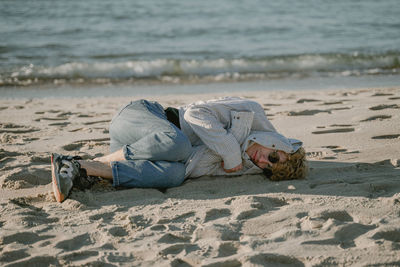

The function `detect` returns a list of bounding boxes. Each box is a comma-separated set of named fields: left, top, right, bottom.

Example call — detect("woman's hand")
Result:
left=221, top=162, right=243, bottom=173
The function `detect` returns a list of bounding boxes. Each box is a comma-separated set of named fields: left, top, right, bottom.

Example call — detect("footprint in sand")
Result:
left=150, top=224, right=167, bottom=231
left=313, top=209, right=354, bottom=222
left=22, top=137, right=40, bottom=142
left=203, top=208, right=231, bottom=223
left=57, top=111, right=79, bottom=117
left=14, top=209, right=59, bottom=228
left=34, top=110, right=63, bottom=115
left=61, top=138, right=109, bottom=151
left=5, top=255, right=59, bottom=266
left=89, top=212, right=115, bottom=222
left=201, top=258, right=242, bottom=267
left=372, top=228, right=400, bottom=243
left=232, top=196, right=287, bottom=221
left=321, top=101, right=344, bottom=105
left=34, top=117, right=69, bottom=122
left=160, top=243, right=200, bottom=257
left=68, top=127, right=85, bottom=132
left=82, top=120, right=110, bottom=125
left=47, top=109, right=62, bottom=113
left=0, top=148, right=22, bottom=160
left=320, top=145, right=347, bottom=153
left=0, top=232, right=55, bottom=246
left=344, top=150, right=360, bottom=154
left=61, top=142, right=84, bottom=151
left=48, top=122, right=71, bottom=126
left=331, top=106, right=352, bottom=111
left=216, top=242, right=239, bottom=257
left=76, top=114, right=94, bottom=118
left=1, top=123, right=24, bottom=129
left=0, top=126, right=39, bottom=134
left=29, top=155, right=50, bottom=165
left=157, top=211, right=196, bottom=226
left=322, top=145, right=340, bottom=149
left=296, top=98, right=321, bottom=103
left=331, top=148, right=348, bottom=153
left=102, top=252, right=138, bottom=264
left=250, top=196, right=287, bottom=209
left=128, top=214, right=153, bottom=229
left=287, top=105, right=351, bottom=116
left=59, top=251, right=99, bottom=263
left=331, top=124, right=354, bottom=127
left=263, top=103, right=281, bottom=107
left=158, top=233, right=191, bottom=244
left=369, top=104, right=400, bottom=111
left=0, top=249, right=31, bottom=263
left=312, top=128, right=355, bottom=134
left=287, top=109, right=331, bottom=116
left=372, top=134, right=400, bottom=140
left=108, top=226, right=129, bottom=237
left=243, top=253, right=305, bottom=267
left=192, top=224, right=241, bottom=242
left=371, top=93, right=394, bottom=97
left=55, top=233, right=93, bottom=251
left=301, top=222, right=376, bottom=249
left=361, top=115, right=392, bottom=122
left=1, top=167, right=51, bottom=189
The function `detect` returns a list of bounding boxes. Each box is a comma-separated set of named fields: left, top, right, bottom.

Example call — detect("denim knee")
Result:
left=162, top=162, right=186, bottom=187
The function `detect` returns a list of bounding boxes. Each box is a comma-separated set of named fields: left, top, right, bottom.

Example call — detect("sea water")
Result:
left=1, top=0, right=400, bottom=95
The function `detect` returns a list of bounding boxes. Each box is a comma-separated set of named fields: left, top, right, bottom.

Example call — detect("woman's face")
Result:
left=246, top=142, right=288, bottom=169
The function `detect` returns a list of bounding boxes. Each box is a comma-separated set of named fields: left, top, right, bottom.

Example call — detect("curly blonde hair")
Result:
left=264, top=147, right=308, bottom=181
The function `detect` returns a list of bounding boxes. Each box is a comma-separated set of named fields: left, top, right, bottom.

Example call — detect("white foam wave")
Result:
left=1, top=52, right=399, bottom=86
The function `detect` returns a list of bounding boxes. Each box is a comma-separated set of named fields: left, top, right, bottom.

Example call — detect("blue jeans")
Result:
left=109, top=100, right=192, bottom=188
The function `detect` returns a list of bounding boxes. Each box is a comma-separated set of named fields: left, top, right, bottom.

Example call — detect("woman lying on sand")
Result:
left=51, top=97, right=307, bottom=203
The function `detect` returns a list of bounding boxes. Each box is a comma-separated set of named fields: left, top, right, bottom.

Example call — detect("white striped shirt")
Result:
left=178, top=97, right=277, bottom=178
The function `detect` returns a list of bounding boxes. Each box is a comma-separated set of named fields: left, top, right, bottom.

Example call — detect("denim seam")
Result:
left=112, top=102, right=133, bottom=122
left=111, top=161, right=120, bottom=187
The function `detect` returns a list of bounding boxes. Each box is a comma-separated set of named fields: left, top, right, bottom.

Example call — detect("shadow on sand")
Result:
left=80, top=158, right=400, bottom=208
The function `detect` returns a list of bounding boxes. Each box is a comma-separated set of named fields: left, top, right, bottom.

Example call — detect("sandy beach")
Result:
left=0, top=86, right=400, bottom=266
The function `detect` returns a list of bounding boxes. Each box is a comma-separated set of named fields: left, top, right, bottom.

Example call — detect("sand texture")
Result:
left=1, top=87, right=400, bottom=266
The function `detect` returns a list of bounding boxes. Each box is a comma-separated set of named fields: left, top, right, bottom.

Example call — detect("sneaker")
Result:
left=51, top=153, right=97, bottom=203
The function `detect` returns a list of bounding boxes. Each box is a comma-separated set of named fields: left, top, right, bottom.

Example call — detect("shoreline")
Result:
left=1, top=85, right=399, bottom=266
left=1, top=74, right=400, bottom=99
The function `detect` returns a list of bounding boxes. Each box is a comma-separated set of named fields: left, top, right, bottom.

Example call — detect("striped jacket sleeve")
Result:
left=183, top=106, right=254, bottom=170
left=185, top=110, right=255, bottom=178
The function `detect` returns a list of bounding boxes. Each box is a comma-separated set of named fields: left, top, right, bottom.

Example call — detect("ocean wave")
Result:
left=1, top=52, right=399, bottom=86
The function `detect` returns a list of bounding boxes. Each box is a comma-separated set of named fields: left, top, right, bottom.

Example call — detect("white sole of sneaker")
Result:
left=51, top=154, right=65, bottom=203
